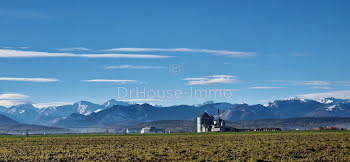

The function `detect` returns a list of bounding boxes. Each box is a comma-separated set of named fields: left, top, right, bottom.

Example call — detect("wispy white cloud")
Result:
left=311, top=87, right=332, bottom=90
left=0, top=93, right=31, bottom=107
left=0, top=46, right=29, bottom=49
left=105, top=65, right=167, bottom=70
left=0, top=49, right=77, bottom=57
left=183, top=75, right=241, bottom=85
left=298, top=90, right=350, bottom=99
left=0, top=46, right=13, bottom=49
left=0, top=99, right=72, bottom=108
left=269, top=80, right=331, bottom=86
left=82, top=79, right=137, bottom=83
left=269, top=80, right=350, bottom=88
left=0, top=93, right=29, bottom=99
left=248, top=86, right=283, bottom=89
left=0, top=100, right=32, bottom=107
left=79, top=54, right=173, bottom=58
left=208, top=75, right=235, bottom=78
left=0, top=49, right=173, bottom=59
left=0, top=77, right=59, bottom=82
left=104, top=48, right=256, bottom=57
left=297, top=81, right=331, bottom=86
left=57, top=47, right=92, bottom=51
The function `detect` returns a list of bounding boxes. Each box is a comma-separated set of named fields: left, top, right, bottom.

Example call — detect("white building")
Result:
left=140, top=127, right=165, bottom=134
left=197, top=109, right=229, bottom=133
left=197, top=112, right=214, bottom=133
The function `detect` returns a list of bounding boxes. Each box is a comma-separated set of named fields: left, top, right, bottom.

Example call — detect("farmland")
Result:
left=0, top=131, right=349, bottom=161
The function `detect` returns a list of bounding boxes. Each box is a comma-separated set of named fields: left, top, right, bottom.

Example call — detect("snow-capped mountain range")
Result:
left=1, top=97, right=350, bottom=127
left=0, top=99, right=130, bottom=125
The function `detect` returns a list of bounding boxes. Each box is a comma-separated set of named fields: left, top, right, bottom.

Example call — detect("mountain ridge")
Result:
left=1, top=97, right=350, bottom=128
left=54, top=98, right=350, bottom=128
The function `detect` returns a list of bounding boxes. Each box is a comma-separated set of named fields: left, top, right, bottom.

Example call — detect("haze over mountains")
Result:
left=0, top=114, right=67, bottom=134
left=0, top=97, right=350, bottom=130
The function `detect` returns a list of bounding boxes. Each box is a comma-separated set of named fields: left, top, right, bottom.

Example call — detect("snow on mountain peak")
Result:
left=286, top=97, right=308, bottom=102
left=326, top=105, right=336, bottom=111
left=103, top=99, right=118, bottom=107
left=312, top=97, right=350, bottom=105
left=78, top=104, right=88, bottom=114
left=315, top=98, right=334, bottom=104
left=264, top=102, right=278, bottom=107
left=264, top=102, right=275, bottom=107
left=103, top=99, right=130, bottom=108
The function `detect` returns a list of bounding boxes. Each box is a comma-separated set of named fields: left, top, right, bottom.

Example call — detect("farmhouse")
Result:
left=197, top=109, right=235, bottom=133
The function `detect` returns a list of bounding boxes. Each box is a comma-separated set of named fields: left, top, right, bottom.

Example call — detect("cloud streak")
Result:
left=0, top=49, right=173, bottom=59
left=297, top=81, right=331, bottom=86
left=105, top=48, right=256, bottom=57
left=0, top=46, right=29, bottom=50
left=269, top=80, right=350, bottom=88
left=0, top=100, right=32, bottom=107
left=248, top=86, right=283, bottom=89
left=57, top=47, right=92, bottom=51
left=105, top=65, right=167, bottom=70
left=82, top=79, right=137, bottom=83
left=298, top=90, right=350, bottom=99
left=184, top=75, right=241, bottom=85
left=0, top=93, right=29, bottom=99
left=311, top=87, right=332, bottom=90
left=0, top=77, right=59, bottom=82
left=269, top=80, right=331, bottom=86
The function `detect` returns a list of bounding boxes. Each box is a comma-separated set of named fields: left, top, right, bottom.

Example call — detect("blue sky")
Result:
left=0, top=0, right=350, bottom=107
